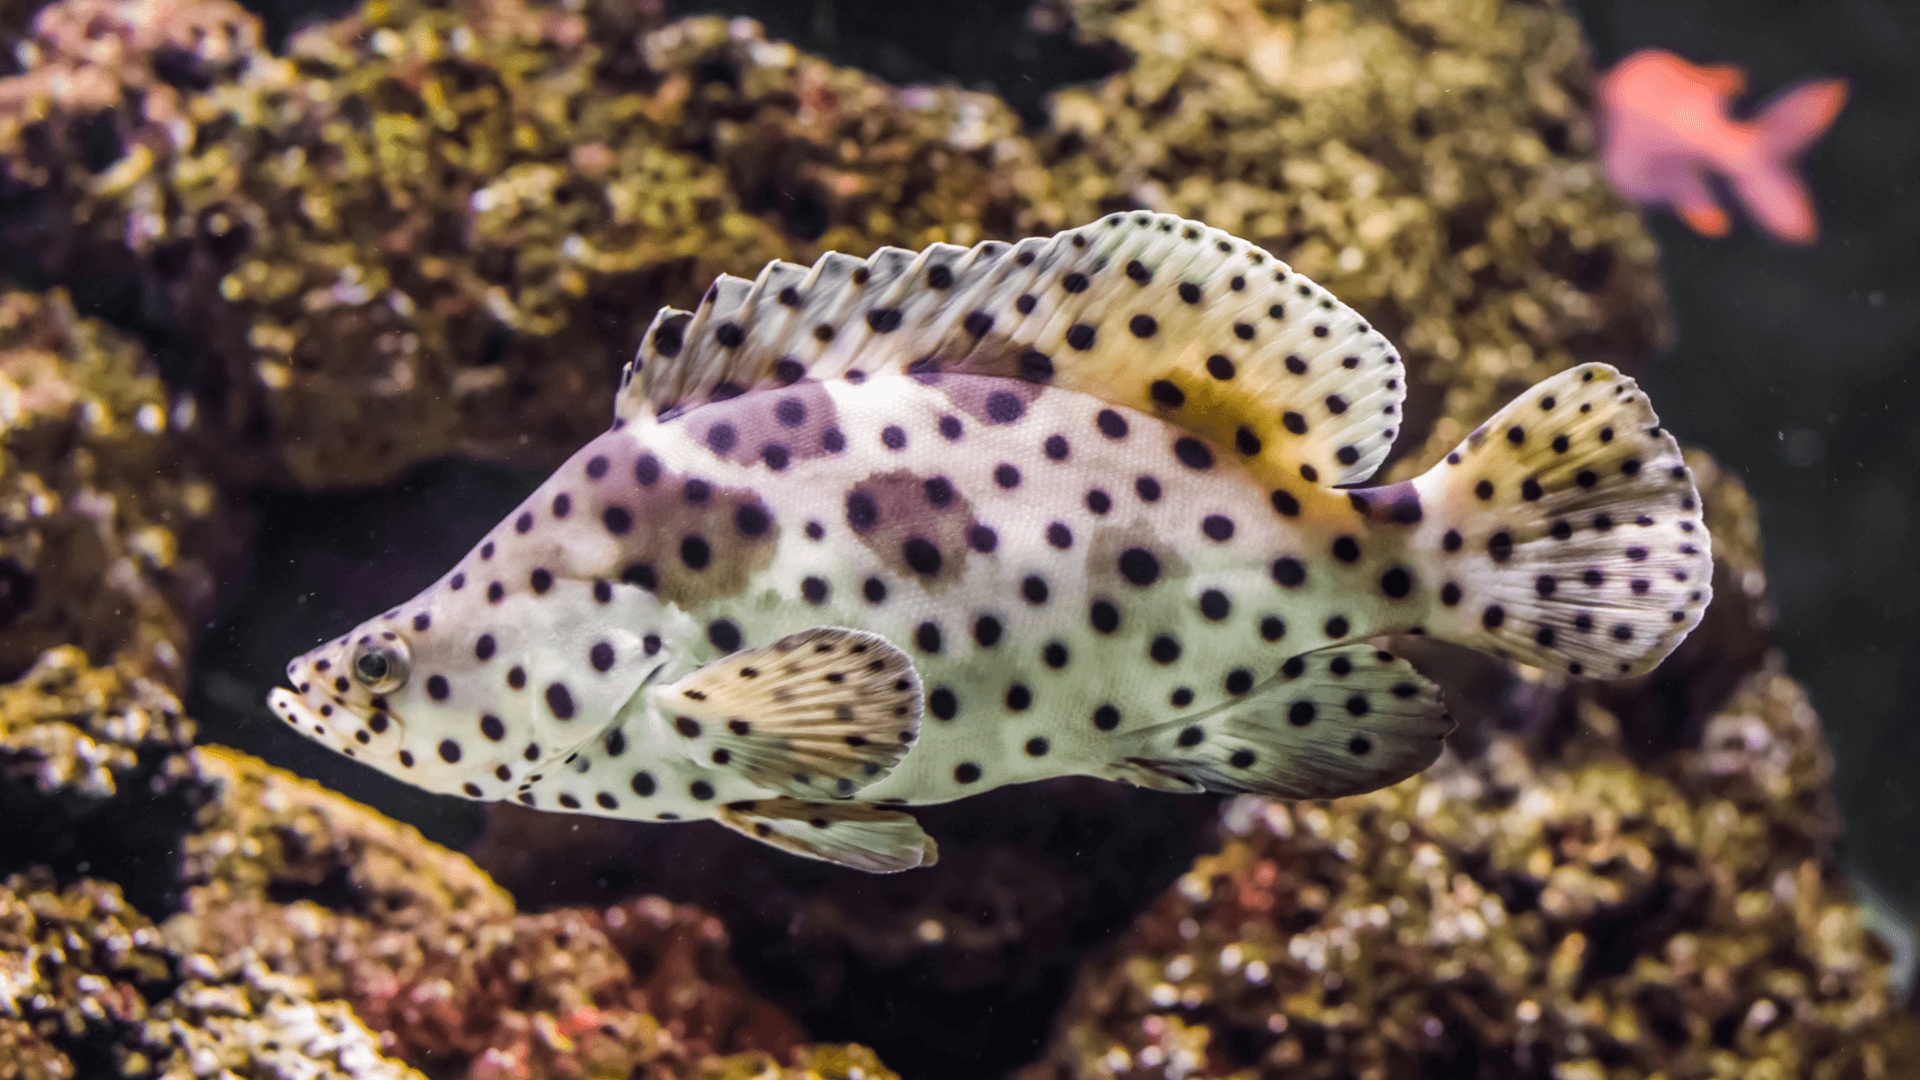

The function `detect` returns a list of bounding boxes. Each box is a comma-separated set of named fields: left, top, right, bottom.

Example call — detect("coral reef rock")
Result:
left=472, top=778, right=1224, bottom=1078
left=0, top=868, right=427, bottom=1080
left=0, top=0, right=1045, bottom=487
left=1040, top=0, right=1672, bottom=479
left=1015, top=461, right=1918, bottom=1080
left=0, top=0, right=1671, bottom=492
left=172, top=746, right=818, bottom=1079
left=1018, top=683, right=1920, bottom=1080
left=1, top=645, right=897, bottom=1079
left=0, top=646, right=208, bottom=914
left=0, top=292, right=227, bottom=687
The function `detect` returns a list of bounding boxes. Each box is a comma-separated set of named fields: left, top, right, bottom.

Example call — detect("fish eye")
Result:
left=350, top=638, right=410, bottom=693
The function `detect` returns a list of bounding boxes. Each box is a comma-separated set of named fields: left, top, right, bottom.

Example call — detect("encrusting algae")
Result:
left=1, top=0, right=1040, bottom=488
left=0, top=0, right=1914, bottom=1075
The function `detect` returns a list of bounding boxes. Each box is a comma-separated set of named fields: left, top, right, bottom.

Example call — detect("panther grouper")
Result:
left=269, top=212, right=1713, bottom=872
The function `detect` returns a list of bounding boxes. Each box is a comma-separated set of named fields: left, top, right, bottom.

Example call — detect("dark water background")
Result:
left=196, top=0, right=1920, bottom=941
left=1573, top=0, right=1920, bottom=917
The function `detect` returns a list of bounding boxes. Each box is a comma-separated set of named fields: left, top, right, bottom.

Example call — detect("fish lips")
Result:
left=268, top=684, right=332, bottom=741
left=267, top=683, right=402, bottom=759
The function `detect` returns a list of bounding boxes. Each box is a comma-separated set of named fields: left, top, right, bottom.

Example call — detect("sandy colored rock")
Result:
left=0, top=654, right=424, bottom=1080
left=0, top=292, right=227, bottom=687
left=0, top=872, right=175, bottom=1069
left=0, top=869, right=421, bottom=1080
left=0, top=1015, right=71, bottom=1080
left=163, top=746, right=859, bottom=1079
left=1, top=640, right=895, bottom=1078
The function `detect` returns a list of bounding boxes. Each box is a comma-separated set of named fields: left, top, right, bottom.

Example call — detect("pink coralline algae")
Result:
left=1597, top=48, right=1847, bottom=244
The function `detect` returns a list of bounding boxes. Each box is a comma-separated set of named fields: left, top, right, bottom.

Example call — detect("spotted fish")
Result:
left=269, top=213, right=1713, bottom=872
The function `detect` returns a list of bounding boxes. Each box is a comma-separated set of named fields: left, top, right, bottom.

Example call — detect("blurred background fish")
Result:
left=1597, top=47, right=1848, bottom=243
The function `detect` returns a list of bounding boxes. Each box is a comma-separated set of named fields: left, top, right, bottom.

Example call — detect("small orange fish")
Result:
left=1596, top=48, right=1847, bottom=244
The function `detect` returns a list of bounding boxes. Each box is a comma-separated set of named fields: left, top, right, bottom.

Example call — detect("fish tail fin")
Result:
left=1411, top=364, right=1713, bottom=679
left=1752, top=77, right=1849, bottom=159
left=1736, top=78, right=1848, bottom=244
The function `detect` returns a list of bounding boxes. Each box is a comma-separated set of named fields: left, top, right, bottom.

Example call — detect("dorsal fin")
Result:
left=615, top=214, right=1405, bottom=495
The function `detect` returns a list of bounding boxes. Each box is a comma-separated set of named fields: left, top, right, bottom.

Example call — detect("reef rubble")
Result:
left=0, top=0, right=1914, bottom=1077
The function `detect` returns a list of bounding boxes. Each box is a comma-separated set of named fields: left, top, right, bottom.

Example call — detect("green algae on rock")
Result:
left=0, top=646, right=208, bottom=915
left=0, top=872, right=177, bottom=1077
left=0, top=0, right=1671, bottom=494
left=0, top=292, right=225, bottom=688
left=0, top=869, right=423, bottom=1080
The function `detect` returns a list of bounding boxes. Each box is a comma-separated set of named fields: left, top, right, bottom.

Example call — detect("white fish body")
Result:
left=270, top=213, right=1712, bottom=872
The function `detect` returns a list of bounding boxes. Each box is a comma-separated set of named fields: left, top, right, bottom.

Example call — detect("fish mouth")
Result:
left=270, top=667, right=408, bottom=761
left=268, top=684, right=337, bottom=744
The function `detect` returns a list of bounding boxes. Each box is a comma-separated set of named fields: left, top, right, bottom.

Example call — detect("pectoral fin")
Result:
left=649, top=626, right=923, bottom=800
left=716, top=797, right=938, bottom=872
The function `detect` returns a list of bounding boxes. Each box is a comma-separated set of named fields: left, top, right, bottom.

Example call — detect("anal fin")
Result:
left=1104, top=760, right=1206, bottom=794
left=649, top=627, right=923, bottom=800
left=1118, top=643, right=1453, bottom=801
left=717, top=797, right=938, bottom=872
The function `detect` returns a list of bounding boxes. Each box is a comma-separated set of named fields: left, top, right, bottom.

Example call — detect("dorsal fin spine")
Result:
left=617, top=213, right=1405, bottom=512
left=725, top=260, right=808, bottom=397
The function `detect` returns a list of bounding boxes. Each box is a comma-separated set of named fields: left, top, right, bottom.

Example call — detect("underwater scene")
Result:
left=2, top=0, right=1916, bottom=1075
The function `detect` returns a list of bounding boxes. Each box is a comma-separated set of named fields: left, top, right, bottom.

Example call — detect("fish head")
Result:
left=268, top=588, right=498, bottom=795
left=268, top=451, right=698, bottom=799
